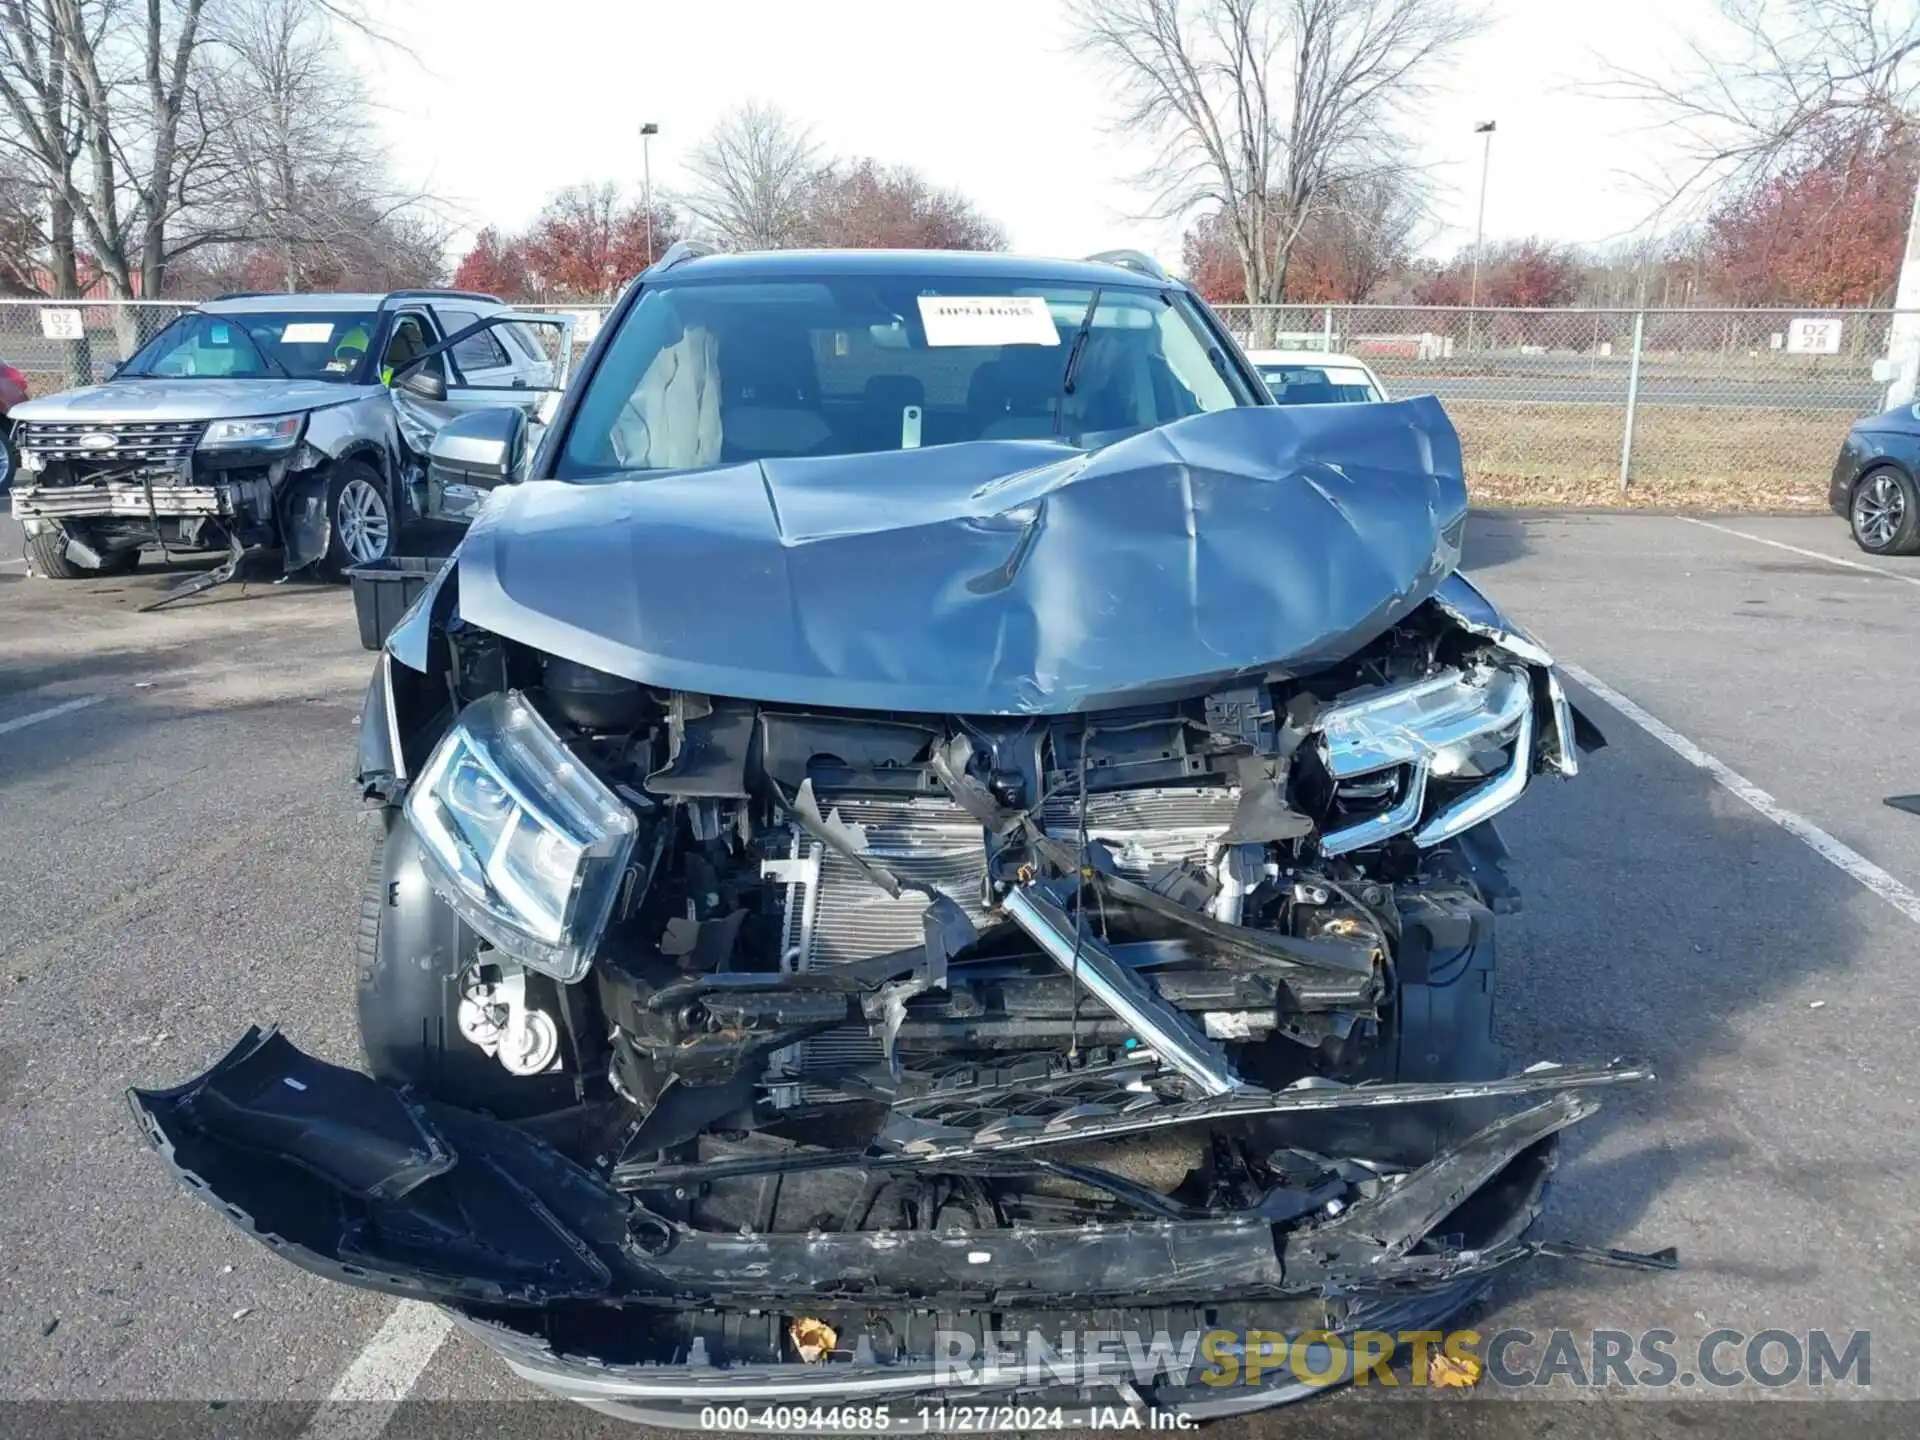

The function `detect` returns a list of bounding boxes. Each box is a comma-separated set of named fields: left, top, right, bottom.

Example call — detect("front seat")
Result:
left=381, top=318, right=430, bottom=385
left=720, top=329, right=832, bottom=459
left=967, top=348, right=1061, bottom=440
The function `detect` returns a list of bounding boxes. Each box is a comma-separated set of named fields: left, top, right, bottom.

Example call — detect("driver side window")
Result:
left=382, top=315, right=435, bottom=380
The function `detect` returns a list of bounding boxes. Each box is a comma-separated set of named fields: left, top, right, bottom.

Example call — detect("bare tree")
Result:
left=1302, top=165, right=1431, bottom=299
left=0, top=0, right=100, bottom=296
left=0, top=0, right=429, bottom=299
left=1070, top=0, right=1479, bottom=341
left=55, top=0, right=226, bottom=297
left=1599, top=0, right=1920, bottom=210
left=681, top=101, right=825, bottom=249
left=804, top=160, right=1007, bottom=251
left=206, top=0, right=439, bottom=289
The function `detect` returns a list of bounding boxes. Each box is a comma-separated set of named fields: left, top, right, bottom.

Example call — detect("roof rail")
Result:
left=1084, top=249, right=1170, bottom=282
left=642, top=240, right=718, bottom=278
left=377, top=288, right=503, bottom=308
left=210, top=291, right=273, bottom=302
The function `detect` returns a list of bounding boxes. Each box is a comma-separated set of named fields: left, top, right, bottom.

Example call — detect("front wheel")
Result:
left=1850, top=467, right=1920, bottom=555
left=318, top=459, right=394, bottom=581
left=24, top=524, right=138, bottom=579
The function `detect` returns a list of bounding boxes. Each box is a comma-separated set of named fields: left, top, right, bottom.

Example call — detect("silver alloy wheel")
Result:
left=1853, top=472, right=1906, bottom=551
left=337, top=476, right=391, bottom=564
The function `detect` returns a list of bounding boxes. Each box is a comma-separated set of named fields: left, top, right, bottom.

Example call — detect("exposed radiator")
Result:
left=768, top=793, right=995, bottom=1080
left=766, top=786, right=1239, bottom=1086
left=1039, top=785, right=1240, bottom=881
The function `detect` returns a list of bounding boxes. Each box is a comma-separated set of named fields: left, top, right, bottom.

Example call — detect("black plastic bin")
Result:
left=348, top=556, right=448, bottom=652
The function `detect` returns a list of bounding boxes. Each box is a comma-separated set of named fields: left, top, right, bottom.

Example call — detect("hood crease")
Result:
left=455, top=399, right=1467, bottom=716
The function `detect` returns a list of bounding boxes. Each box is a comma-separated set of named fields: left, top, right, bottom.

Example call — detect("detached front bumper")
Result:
left=10, top=480, right=228, bottom=521
left=130, top=1029, right=1670, bottom=1426
left=456, top=1281, right=1495, bottom=1428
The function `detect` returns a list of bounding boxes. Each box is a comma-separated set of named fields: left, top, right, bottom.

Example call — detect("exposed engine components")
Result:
left=456, top=966, right=561, bottom=1076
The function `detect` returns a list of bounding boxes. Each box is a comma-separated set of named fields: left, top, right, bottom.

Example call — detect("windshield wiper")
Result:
left=241, top=327, right=290, bottom=380
left=1053, top=288, right=1101, bottom=436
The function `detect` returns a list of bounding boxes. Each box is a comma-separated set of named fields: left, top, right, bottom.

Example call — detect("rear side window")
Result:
left=440, top=309, right=511, bottom=372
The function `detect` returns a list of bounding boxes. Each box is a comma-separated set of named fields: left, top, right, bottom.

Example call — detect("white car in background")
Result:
left=1244, top=349, right=1388, bottom=405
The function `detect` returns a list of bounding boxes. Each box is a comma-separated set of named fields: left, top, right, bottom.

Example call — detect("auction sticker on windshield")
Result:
left=282, top=322, right=334, bottom=344
left=918, top=296, right=1060, bottom=347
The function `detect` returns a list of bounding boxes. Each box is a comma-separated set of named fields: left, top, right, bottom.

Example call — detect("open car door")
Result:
left=389, top=312, right=575, bottom=521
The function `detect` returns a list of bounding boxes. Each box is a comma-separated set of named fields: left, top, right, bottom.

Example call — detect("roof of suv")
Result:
left=656, top=249, right=1177, bottom=288
left=198, top=291, right=502, bottom=314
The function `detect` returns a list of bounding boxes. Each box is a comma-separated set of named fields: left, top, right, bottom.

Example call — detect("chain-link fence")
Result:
left=1216, top=304, right=1892, bottom=501
left=1, top=296, right=1896, bottom=503
left=0, top=299, right=194, bottom=391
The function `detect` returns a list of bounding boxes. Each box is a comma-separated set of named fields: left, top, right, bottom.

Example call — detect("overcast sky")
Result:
left=350, top=0, right=1721, bottom=266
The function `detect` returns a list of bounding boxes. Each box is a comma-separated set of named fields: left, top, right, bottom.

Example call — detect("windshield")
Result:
left=1257, top=364, right=1381, bottom=405
left=121, top=311, right=379, bottom=381
left=555, top=275, right=1253, bottom=479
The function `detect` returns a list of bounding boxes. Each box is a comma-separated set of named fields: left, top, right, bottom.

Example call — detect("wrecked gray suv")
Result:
left=133, top=248, right=1669, bottom=1426
left=8, top=290, right=569, bottom=588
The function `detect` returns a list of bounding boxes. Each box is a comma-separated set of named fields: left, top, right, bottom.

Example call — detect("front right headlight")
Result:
left=405, top=690, right=637, bottom=982
left=199, top=413, right=304, bottom=451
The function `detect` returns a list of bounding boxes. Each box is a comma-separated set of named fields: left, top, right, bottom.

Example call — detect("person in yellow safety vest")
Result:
left=332, top=322, right=374, bottom=379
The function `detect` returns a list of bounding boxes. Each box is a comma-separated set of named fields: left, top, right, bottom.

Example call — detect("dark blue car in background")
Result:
left=1831, top=403, right=1920, bottom=554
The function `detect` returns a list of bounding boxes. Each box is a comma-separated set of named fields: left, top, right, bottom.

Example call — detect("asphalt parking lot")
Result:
left=3, top=507, right=1920, bottom=1437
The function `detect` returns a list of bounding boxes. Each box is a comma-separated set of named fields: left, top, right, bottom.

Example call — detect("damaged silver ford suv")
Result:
left=8, top=290, right=567, bottom=587
left=132, top=247, right=1671, bottom=1426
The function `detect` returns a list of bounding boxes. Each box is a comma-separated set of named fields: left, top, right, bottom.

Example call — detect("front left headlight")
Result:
left=405, top=691, right=638, bottom=982
left=198, top=413, right=304, bottom=452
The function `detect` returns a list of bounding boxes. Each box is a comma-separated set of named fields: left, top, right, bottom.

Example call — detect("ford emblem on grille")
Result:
left=78, top=432, right=116, bottom=450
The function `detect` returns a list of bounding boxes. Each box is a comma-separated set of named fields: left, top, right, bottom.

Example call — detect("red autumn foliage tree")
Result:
left=452, top=227, right=533, bottom=300
left=1181, top=171, right=1426, bottom=304
left=1488, top=239, right=1585, bottom=307
left=451, top=185, right=680, bottom=302
left=1407, top=260, right=1468, bottom=306
left=1702, top=120, right=1918, bottom=308
left=1408, top=238, right=1582, bottom=307
left=1181, top=209, right=1248, bottom=303
left=520, top=184, right=679, bottom=299
left=804, top=160, right=1005, bottom=250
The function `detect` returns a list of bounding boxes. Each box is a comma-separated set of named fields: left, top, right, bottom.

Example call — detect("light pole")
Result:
left=640, top=122, right=660, bottom=264
left=1467, top=120, right=1495, bottom=354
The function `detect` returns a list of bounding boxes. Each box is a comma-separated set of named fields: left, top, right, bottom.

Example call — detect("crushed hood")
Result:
left=12, top=376, right=371, bottom=424
left=455, top=397, right=1467, bottom=715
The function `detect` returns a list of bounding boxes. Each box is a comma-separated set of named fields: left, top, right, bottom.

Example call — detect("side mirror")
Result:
left=397, top=360, right=447, bottom=402
left=426, top=406, right=527, bottom=520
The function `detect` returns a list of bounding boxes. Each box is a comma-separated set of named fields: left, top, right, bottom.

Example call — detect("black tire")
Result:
left=1849, top=466, right=1920, bottom=556
left=356, top=812, right=577, bottom=1118
left=25, top=526, right=84, bottom=579
left=317, top=458, right=395, bottom=582
left=24, top=525, right=139, bottom=579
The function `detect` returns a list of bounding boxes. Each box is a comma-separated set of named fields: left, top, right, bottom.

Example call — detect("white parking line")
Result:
left=1679, top=517, right=1920, bottom=588
left=0, top=694, right=104, bottom=735
left=1560, top=661, right=1920, bottom=928
left=297, top=1301, right=453, bottom=1440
